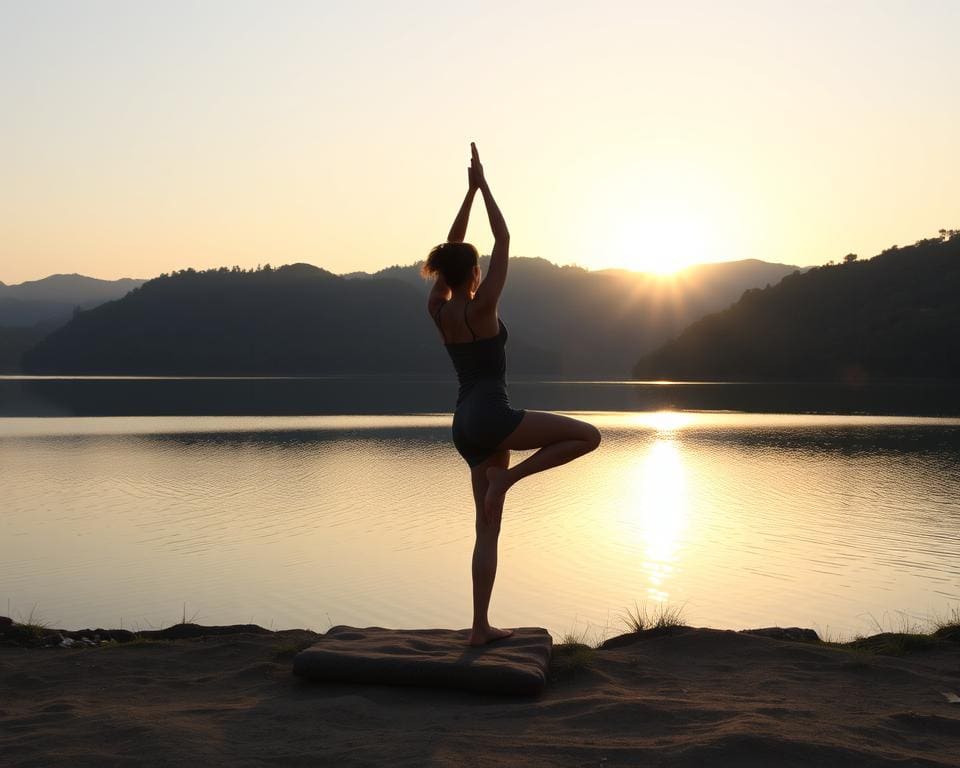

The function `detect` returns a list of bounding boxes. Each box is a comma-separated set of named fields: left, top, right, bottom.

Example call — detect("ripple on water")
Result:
left=1, top=413, right=959, bottom=636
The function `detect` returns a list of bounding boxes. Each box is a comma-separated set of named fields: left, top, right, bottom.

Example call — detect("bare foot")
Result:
left=468, top=626, right=515, bottom=647
left=484, top=466, right=511, bottom=522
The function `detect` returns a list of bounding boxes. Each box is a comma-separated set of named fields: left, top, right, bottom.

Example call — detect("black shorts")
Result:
left=452, top=380, right=526, bottom=468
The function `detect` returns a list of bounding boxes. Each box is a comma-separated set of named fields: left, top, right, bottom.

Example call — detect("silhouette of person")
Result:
left=423, top=143, right=601, bottom=645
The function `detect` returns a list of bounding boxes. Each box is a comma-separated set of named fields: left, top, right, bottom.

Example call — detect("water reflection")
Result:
left=633, top=439, right=689, bottom=603
left=2, top=411, right=959, bottom=638
left=628, top=410, right=694, bottom=432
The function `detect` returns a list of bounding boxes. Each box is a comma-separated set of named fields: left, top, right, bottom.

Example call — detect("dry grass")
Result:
left=818, top=607, right=960, bottom=656
left=551, top=631, right=595, bottom=678
left=10, top=606, right=53, bottom=645
left=621, top=601, right=687, bottom=634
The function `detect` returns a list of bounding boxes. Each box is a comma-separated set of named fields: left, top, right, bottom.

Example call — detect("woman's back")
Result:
left=435, top=298, right=510, bottom=405
left=434, top=297, right=499, bottom=345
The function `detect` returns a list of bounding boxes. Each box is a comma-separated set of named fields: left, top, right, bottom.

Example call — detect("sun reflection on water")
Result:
left=623, top=410, right=693, bottom=432
left=632, top=437, right=689, bottom=603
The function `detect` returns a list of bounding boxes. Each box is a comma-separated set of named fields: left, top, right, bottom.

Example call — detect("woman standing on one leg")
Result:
left=422, top=143, right=601, bottom=646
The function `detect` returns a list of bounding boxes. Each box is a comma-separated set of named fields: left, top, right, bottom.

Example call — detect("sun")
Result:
left=608, top=205, right=716, bottom=276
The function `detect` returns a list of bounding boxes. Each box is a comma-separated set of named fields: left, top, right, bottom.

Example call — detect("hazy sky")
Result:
left=2, top=0, right=958, bottom=283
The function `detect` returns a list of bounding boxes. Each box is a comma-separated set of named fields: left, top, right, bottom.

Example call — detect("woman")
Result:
left=422, top=143, right=601, bottom=646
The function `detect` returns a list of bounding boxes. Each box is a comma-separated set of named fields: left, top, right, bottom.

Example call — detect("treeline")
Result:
left=24, top=264, right=449, bottom=375
left=22, top=257, right=798, bottom=377
left=21, top=263, right=563, bottom=375
left=633, top=232, right=960, bottom=381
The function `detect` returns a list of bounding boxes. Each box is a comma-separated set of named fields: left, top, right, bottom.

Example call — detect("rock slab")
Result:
left=293, top=625, right=552, bottom=695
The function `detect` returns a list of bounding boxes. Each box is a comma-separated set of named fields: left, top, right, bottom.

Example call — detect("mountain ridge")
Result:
left=19, top=257, right=799, bottom=376
left=0, top=273, right=146, bottom=328
left=633, top=234, right=960, bottom=381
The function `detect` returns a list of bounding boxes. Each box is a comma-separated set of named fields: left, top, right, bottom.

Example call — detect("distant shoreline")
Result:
left=3, top=373, right=960, bottom=383
left=3, top=376, right=960, bottom=418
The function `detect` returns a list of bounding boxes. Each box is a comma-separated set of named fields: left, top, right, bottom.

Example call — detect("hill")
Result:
left=0, top=273, right=144, bottom=326
left=21, top=258, right=798, bottom=376
left=0, top=273, right=145, bottom=304
left=633, top=233, right=960, bottom=381
left=350, top=257, right=799, bottom=376
left=0, top=273, right=145, bottom=373
left=0, top=325, right=52, bottom=373
left=23, top=264, right=438, bottom=375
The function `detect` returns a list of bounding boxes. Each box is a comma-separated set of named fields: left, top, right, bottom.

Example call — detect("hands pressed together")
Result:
left=445, top=140, right=507, bottom=246
left=468, top=141, right=486, bottom=192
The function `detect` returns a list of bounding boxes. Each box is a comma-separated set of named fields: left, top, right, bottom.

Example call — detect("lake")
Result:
left=2, top=377, right=959, bottom=640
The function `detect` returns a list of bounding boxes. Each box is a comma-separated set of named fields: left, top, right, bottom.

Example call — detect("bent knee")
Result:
left=582, top=423, right=601, bottom=452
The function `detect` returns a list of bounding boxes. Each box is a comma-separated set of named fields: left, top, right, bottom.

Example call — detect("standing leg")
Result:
left=469, top=448, right=515, bottom=646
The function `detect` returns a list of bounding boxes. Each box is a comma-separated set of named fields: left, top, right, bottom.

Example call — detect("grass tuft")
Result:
left=621, top=601, right=686, bottom=634
left=10, top=606, right=54, bottom=645
left=817, top=606, right=960, bottom=656
left=931, top=605, right=960, bottom=639
left=551, top=641, right=595, bottom=678
left=846, top=632, right=940, bottom=656
left=272, top=638, right=317, bottom=661
left=549, top=622, right=602, bottom=679
left=558, top=624, right=593, bottom=647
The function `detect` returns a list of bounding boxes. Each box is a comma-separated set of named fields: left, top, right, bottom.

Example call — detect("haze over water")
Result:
left=3, top=391, right=958, bottom=639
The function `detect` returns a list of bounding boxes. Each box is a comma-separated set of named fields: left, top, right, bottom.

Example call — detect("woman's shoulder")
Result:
left=465, top=296, right=499, bottom=314
left=465, top=298, right=500, bottom=321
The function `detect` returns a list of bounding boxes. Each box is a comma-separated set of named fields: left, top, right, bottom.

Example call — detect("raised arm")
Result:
left=429, top=162, right=479, bottom=317
left=447, top=185, right=477, bottom=243
left=470, top=143, right=510, bottom=310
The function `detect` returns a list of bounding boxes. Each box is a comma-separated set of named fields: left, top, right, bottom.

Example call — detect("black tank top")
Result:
left=434, top=301, right=510, bottom=406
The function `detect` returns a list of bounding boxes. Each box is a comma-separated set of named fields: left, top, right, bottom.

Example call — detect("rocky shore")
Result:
left=2, top=617, right=959, bottom=767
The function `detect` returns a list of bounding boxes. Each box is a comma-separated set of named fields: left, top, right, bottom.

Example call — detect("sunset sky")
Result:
left=2, top=0, right=957, bottom=284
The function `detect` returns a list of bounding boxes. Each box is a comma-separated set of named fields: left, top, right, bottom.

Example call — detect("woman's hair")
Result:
left=421, top=242, right=479, bottom=288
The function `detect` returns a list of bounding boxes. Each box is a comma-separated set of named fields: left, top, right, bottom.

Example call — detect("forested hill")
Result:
left=633, top=234, right=960, bottom=381
left=0, top=273, right=144, bottom=326
left=22, top=257, right=799, bottom=376
left=22, top=262, right=568, bottom=375
left=353, top=257, right=798, bottom=375
left=22, top=264, right=453, bottom=375
left=0, top=273, right=146, bottom=372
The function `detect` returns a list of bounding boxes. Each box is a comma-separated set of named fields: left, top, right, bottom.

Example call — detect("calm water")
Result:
left=3, top=395, right=959, bottom=639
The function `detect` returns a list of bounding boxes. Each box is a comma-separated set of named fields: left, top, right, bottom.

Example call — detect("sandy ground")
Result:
left=2, top=625, right=960, bottom=767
